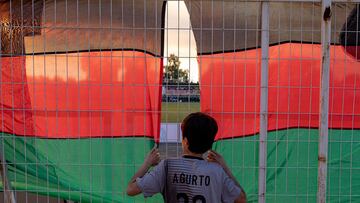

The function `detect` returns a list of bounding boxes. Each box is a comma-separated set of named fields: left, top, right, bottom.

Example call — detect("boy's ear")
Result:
left=182, top=137, right=189, bottom=146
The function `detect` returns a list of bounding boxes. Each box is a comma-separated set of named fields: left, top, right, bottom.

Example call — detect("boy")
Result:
left=127, top=112, right=247, bottom=203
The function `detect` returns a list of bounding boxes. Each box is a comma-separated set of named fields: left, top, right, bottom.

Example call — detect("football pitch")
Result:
left=161, top=102, right=200, bottom=123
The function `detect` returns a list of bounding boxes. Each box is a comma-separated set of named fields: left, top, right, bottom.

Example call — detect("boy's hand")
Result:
left=127, top=146, right=160, bottom=196
left=208, top=149, right=245, bottom=197
left=144, top=146, right=161, bottom=167
left=207, top=150, right=227, bottom=168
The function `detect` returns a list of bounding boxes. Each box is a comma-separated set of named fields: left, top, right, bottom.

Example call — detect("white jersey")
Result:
left=136, top=156, right=241, bottom=203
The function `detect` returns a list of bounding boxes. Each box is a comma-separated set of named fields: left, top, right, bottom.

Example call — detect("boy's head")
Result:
left=181, top=112, right=218, bottom=154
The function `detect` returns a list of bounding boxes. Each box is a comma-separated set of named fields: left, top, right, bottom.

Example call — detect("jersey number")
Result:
left=177, top=193, right=206, bottom=203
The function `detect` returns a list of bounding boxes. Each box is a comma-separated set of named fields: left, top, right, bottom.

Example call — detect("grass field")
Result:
left=161, top=102, right=200, bottom=122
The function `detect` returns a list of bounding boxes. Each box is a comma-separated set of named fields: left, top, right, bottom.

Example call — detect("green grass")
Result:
left=161, top=102, right=200, bottom=122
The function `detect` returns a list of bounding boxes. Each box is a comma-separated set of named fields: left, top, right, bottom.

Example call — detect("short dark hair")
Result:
left=181, top=112, right=218, bottom=154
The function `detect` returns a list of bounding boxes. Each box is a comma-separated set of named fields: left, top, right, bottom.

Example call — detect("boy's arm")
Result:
left=207, top=150, right=247, bottom=203
left=126, top=147, right=161, bottom=196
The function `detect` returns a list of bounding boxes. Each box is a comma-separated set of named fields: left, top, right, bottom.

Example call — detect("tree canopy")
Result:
left=163, top=54, right=189, bottom=83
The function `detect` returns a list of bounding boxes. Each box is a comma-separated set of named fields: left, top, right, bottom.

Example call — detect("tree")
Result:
left=163, top=54, right=189, bottom=83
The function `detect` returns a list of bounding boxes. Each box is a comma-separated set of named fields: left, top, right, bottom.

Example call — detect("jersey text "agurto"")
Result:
left=172, top=173, right=210, bottom=186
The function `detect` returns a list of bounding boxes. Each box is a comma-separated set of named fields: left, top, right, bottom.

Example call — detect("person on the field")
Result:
left=127, top=112, right=247, bottom=203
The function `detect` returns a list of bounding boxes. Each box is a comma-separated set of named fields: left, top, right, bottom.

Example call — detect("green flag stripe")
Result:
left=0, top=134, right=162, bottom=202
left=213, top=128, right=360, bottom=203
left=1, top=128, right=360, bottom=202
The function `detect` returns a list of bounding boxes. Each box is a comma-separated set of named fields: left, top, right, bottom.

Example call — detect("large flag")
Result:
left=185, top=1, right=360, bottom=202
left=1, top=0, right=164, bottom=202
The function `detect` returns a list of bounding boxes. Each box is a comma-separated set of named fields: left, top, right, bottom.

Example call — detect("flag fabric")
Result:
left=1, top=0, right=164, bottom=202
left=198, top=44, right=360, bottom=202
left=1, top=0, right=359, bottom=202
left=200, top=44, right=360, bottom=140
left=1, top=52, right=162, bottom=139
left=185, top=1, right=360, bottom=202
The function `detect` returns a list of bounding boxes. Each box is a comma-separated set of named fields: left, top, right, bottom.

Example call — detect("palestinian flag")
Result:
left=1, top=0, right=360, bottom=202
left=185, top=1, right=360, bottom=202
left=1, top=0, right=164, bottom=202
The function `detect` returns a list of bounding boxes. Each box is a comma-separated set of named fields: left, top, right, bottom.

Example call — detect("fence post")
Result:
left=317, top=0, right=332, bottom=202
left=0, top=22, right=16, bottom=203
left=259, top=1, right=269, bottom=203
left=0, top=142, right=16, bottom=203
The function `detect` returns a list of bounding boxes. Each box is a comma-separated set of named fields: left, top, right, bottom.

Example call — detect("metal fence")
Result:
left=1, top=0, right=360, bottom=202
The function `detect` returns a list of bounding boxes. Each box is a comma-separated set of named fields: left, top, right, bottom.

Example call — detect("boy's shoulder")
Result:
left=165, top=157, right=225, bottom=173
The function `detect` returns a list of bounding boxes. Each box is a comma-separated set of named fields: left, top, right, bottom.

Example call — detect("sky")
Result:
left=164, top=1, right=199, bottom=82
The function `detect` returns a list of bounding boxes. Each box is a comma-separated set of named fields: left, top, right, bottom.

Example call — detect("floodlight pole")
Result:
left=317, top=0, right=332, bottom=202
left=259, top=1, right=269, bottom=203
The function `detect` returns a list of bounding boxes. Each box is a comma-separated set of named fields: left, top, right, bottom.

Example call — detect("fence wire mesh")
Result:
left=0, top=0, right=359, bottom=202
